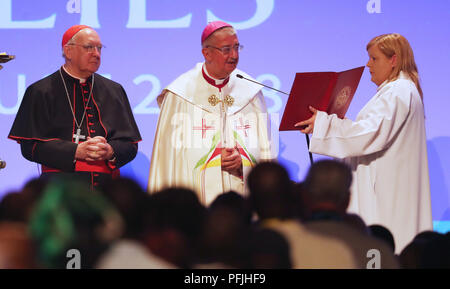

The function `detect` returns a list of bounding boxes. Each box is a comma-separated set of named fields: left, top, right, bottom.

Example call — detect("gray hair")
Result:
left=62, top=31, right=81, bottom=59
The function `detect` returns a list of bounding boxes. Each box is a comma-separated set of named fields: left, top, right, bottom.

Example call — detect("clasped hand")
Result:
left=221, top=147, right=242, bottom=177
left=75, top=136, right=114, bottom=162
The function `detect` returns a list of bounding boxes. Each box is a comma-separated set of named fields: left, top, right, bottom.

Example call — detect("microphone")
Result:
left=0, top=159, right=5, bottom=169
left=236, top=74, right=314, bottom=165
left=236, top=74, right=289, bottom=95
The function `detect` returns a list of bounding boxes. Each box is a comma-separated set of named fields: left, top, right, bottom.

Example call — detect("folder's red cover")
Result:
left=279, top=66, right=365, bottom=131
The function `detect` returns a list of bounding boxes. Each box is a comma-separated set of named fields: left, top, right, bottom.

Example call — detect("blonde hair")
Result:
left=367, top=33, right=423, bottom=99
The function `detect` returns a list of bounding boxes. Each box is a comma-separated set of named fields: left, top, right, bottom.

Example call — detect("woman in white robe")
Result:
left=296, top=33, right=433, bottom=253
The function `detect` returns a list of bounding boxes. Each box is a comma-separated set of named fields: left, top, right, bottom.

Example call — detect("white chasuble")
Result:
left=148, top=63, right=272, bottom=205
left=309, top=72, right=432, bottom=253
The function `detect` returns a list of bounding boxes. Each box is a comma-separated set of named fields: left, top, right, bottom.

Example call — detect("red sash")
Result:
left=42, top=160, right=119, bottom=178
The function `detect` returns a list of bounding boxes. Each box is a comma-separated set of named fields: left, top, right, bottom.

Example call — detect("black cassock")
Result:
left=9, top=67, right=142, bottom=188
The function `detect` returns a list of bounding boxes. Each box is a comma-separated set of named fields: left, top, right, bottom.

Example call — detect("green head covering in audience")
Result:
left=29, top=177, right=123, bottom=268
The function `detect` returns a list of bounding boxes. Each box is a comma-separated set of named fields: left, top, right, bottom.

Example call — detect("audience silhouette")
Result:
left=0, top=160, right=447, bottom=269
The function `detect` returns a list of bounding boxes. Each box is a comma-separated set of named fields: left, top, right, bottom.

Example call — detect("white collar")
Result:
left=202, top=64, right=227, bottom=85
left=62, top=65, right=87, bottom=83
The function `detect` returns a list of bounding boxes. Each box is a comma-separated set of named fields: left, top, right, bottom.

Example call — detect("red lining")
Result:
left=72, top=83, right=76, bottom=142
left=8, top=136, right=61, bottom=142
left=9, top=135, right=140, bottom=145
left=92, top=93, right=108, bottom=139
left=42, top=160, right=114, bottom=174
left=31, top=143, right=37, bottom=158
left=81, top=82, right=91, bottom=139
left=202, top=67, right=229, bottom=92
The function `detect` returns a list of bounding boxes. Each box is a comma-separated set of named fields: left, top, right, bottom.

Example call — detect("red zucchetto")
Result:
left=62, top=25, right=92, bottom=47
left=201, top=21, right=232, bottom=44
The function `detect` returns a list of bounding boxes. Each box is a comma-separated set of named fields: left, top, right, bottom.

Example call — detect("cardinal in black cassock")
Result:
left=8, top=25, right=141, bottom=189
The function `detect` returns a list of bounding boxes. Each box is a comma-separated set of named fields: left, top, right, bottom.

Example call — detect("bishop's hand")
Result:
left=221, top=147, right=243, bottom=177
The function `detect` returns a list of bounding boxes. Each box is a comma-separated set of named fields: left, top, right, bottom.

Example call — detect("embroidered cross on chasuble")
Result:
left=193, top=118, right=215, bottom=139
left=236, top=117, right=251, bottom=137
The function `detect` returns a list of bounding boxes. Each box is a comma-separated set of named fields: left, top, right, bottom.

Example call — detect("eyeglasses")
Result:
left=67, top=43, right=105, bottom=53
left=207, top=44, right=244, bottom=55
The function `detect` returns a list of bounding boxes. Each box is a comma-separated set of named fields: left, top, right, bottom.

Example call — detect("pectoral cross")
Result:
left=73, top=128, right=86, bottom=144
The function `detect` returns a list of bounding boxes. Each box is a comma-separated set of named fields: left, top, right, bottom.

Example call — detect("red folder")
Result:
left=279, top=66, right=365, bottom=131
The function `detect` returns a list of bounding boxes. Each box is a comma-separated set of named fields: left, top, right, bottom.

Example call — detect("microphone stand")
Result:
left=236, top=74, right=314, bottom=165
left=0, top=53, right=15, bottom=70
left=0, top=54, right=14, bottom=169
